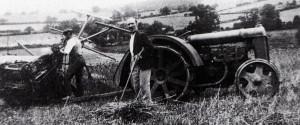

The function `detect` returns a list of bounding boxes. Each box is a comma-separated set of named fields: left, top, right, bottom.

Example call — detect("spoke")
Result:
left=151, top=82, right=159, bottom=95
left=240, top=71, right=253, bottom=82
left=167, top=77, right=186, bottom=86
left=257, top=83, right=267, bottom=95
left=267, top=71, right=272, bottom=77
left=158, top=49, right=163, bottom=68
left=161, top=82, right=170, bottom=97
left=262, top=75, right=272, bottom=85
left=169, top=71, right=184, bottom=77
left=254, top=65, right=264, bottom=76
left=166, top=60, right=181, bottom=73
left=245, top=81, right=255, bottom=92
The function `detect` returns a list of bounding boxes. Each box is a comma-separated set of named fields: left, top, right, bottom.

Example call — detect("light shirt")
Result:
left=63, top=37, right=83, bottom=55
left=129, top=33, right=136, bottom=57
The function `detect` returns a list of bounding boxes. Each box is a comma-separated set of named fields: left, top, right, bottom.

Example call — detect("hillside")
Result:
left=135, top=0, right=300, bottom=29
left=1, top=0, right=299, bottom=31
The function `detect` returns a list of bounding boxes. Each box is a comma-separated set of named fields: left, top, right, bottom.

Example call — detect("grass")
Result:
left=95, top=44, right=128, bottom=54
left=0, top=47, right=299, bottom=124
left=268, top=29, right=298, bottom=48
left=0, top=30, right=300, bottom=124
left=84, top=61, right=121, bottom=95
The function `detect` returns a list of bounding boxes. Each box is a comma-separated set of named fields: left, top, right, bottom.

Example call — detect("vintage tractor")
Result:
left=114, top=25, right=280, bottom=100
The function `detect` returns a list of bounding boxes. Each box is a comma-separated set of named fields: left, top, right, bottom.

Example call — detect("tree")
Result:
left=24, top=26, right=34, bottom=33
left=92, top=6, right=100, bottom=13
left=142, top=21, right=173, bottom=35
left=260, top=4, right=279, bottom=19
left=84, top=19, right=108, bottom=47
left=150, top=13, right=153, bottom=17
left=177, top=4, right=189, bottom=12
left=160, top=6, right=171, bottom=15
left=234, top=8, right=259, bottom=29
left=111, top=10, right=123, bottom=21
left=145, top=21, right=164, bottom=35
left=285, top=21, right=294, bottom=29
left=296, top=27, right=300, bottom=45
left=55, top=18, right=81, bottom=34
left=43, top=16, right=58, bottom=32
left=291, top=0, right=297, bottom=6
left=184, top=4, right=220, bottom=34
left=59, top=9, right=68, bottom=13
left=122, top=6, right=137, bottom=19
left=4, top=12, right=12, bottom=16
left=211, top=4, right=219, bottom=9
left=0, top=18, right=7, bottom=24
left=293, top=15, right=300, bottom=27
left=138, top=22, right=151, bottom=31
left=260, top=4, right=282, bottom=31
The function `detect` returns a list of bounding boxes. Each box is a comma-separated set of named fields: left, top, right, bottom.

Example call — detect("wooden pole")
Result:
left=82, top=45, right=116, bottom=60
left=16, top=41, right=35, bottom=56
left=95, top=22, right=132, bottom=33
left=78, top=15, right=91, bottom=37
left=61, top=89, right=133, bottom=103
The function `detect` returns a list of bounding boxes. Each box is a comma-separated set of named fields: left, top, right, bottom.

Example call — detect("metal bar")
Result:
left=82, top=45, right=116, bottom=60
left=16, top=41, right=35, bottom=56
left=78, top=15, right=91, bottom=37
left=95, top=22, right=132, bottom=33
left=50, top=27, right=63, bottom=33
left=71, top=10, right=112, bottom=21
left=50, top=27, right=116, bottom=61
left=50, top=27, right=109, bottom=42
left=61, top=89, right=133, bottom=103
left=119, top=57, right=138, bottom=101
left=80, top=28, right=110, bottom=41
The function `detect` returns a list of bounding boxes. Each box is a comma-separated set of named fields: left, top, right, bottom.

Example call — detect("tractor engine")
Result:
left=194, top=42, right=249, bottom=86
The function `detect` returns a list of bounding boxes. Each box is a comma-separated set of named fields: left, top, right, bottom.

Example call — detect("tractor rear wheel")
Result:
left=150, top=46, right=192, bottom=100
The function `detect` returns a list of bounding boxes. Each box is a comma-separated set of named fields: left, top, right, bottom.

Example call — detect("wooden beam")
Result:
left=62, top=89, right=134, bottom=103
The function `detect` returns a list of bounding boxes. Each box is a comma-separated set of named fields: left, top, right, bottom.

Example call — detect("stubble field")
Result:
left=0, top=30, right=300, bottom=124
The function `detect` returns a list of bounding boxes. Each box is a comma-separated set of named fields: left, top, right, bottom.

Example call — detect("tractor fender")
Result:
left=114, top=35, right=203, bottom=87
left=113, top=51, right=131, bottom=87
left=149, top=35, right=203, bottom=66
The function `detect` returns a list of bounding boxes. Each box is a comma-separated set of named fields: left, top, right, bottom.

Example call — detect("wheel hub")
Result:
left=253, top=81, right=262, bottom=86
left=155, top=69, right=167, bottom=81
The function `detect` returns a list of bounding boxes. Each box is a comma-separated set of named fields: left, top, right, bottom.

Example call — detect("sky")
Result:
left=1, top=0, right=290, bottom=14
left=0, top=0, right=254, bottom=15
left=0, top=0, right=148, bottom=14
left=0, top=0, right=289, bottom=20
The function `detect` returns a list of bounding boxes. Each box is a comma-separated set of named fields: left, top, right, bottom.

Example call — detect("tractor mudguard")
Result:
left=114, top=35, right=203, bottom=87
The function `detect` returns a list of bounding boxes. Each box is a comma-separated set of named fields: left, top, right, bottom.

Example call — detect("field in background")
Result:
left=0, top=33, right=61, bottom=48
left=137, top=1, right=300, bottom=29
left=268, top=29, right=298, bottom=48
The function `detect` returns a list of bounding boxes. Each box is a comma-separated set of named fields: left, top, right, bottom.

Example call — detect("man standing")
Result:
left=127, top=18, right=154, bottom=103
left=60, top=29, right=85, bottom=97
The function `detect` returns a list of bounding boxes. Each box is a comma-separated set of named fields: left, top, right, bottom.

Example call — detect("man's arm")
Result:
left=139, top=33, right=153, bottom=58
left=61, top=38, right=77, bottom=54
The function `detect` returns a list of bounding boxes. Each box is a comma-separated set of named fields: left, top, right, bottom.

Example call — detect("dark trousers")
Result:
left=64, top=55, right=85, bottom=97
